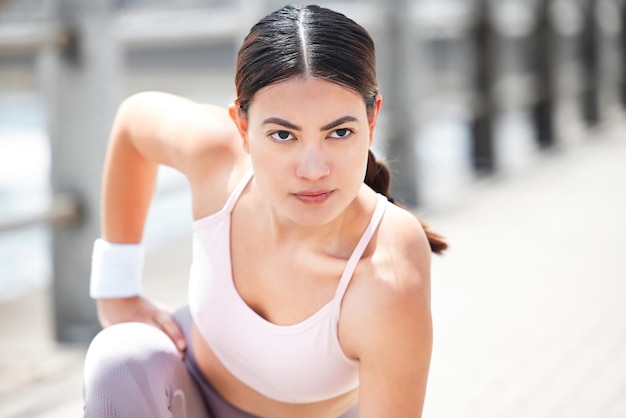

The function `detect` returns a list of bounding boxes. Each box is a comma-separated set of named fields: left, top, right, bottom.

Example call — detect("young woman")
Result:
left=83, top=4, right=447, bottom=418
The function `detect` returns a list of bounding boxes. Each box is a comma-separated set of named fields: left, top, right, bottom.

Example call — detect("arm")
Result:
left=96, top=92, right=240, bottom=350
left=101, top=91, right=238, bottom=242
left=350, top=211, right=433, bottom=417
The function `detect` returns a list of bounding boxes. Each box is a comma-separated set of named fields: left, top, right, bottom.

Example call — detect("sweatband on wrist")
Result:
left=90, top=238, right=145, bottom=299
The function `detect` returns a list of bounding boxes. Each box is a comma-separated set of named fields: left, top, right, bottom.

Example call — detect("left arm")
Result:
left=347, top=212, right=433, bottom=417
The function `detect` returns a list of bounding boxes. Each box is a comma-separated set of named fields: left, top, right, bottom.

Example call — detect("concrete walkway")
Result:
left=424, top=122, right=626, bottom=418
left=1, top=120, right=625, bottom=417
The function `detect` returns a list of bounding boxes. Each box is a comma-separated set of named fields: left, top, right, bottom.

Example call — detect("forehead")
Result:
left=247, top=78, right=366, bottom=122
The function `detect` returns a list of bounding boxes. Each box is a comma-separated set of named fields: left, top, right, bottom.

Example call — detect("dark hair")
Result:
left=235, top=5, right=447, bottom=254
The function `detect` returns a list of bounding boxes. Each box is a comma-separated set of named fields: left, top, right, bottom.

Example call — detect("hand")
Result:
left=96, top=296, right=187, bottom=353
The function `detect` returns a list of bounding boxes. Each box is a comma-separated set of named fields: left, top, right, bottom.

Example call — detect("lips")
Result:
left=292, top=189, right=334, bottom=204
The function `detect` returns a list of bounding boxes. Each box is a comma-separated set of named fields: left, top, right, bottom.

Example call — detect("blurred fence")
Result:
left=0, top=0, right=625, bottom=344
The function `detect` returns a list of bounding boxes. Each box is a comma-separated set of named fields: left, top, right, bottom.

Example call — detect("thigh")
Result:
left=84, top=319, right=210, bottom=418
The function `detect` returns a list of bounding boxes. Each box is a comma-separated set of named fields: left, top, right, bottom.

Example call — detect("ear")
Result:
left=228, top=102, right=250, bottom=153
left=367, top=93, right=383, bottom=146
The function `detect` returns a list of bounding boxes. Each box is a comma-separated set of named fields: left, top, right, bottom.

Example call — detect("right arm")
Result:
left=101, top=91, right=241, bottom=242
left=96, top=92, right=243, bottom=350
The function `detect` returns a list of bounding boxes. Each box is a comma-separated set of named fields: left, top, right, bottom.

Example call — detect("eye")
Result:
left=270, top=130, right=294, bottom=142
left=328, top=128, right=353, bottom=139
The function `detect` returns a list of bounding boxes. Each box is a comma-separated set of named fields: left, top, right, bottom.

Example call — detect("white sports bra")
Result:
left=188, top=169, right=388, bottom=403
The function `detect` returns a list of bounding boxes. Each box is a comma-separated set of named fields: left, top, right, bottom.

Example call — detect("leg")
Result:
left=83, top=320, right=210, bottom=418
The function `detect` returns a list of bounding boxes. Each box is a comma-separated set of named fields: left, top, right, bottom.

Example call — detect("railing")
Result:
left=0, top=23, right=75, bottom=54
left=0, top=193, right=82, bottom=233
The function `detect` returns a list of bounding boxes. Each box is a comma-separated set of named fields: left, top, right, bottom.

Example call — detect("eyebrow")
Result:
left=320, top=116, right=359, bottom=131
left=262, top=115, right=359, bottom=132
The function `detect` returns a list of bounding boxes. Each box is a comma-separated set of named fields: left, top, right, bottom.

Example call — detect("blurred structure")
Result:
left=581, top=0, right=601, bottom=126
left=0, top=0, right=625, bottom=344
left=471, top=0, right=496, bottom=173
left=531, top=0, right=556, bottom=148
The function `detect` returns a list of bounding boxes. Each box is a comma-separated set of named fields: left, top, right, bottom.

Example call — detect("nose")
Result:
left=295, top=144, right=330, bottom=181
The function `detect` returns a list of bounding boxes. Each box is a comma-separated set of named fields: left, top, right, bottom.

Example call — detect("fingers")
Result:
left=154, top=311, right=187, bottom=353
left=96, top=297, right=188, bottom=354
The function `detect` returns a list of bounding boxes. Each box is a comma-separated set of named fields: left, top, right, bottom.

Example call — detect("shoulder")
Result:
left=119, top=91, right=234, bottom=138
left=361, top=201, right=431, bottom=304
left=340, top=201, right=432, bottom=360
left=118, top=92, right=249, bottom=210
left=377, top=202, right=432, bottom=282
left=118, top=92, right=244, bottom=175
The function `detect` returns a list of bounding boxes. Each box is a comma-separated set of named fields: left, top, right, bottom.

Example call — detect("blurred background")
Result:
left=1, top=0, right=625, bottom=417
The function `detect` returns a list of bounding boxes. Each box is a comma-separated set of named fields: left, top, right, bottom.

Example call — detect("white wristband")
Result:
left=90, top=238, right=145, bottom=299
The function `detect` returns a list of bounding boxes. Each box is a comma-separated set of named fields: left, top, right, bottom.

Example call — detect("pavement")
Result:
left=1, top=113, right=625, bottom=417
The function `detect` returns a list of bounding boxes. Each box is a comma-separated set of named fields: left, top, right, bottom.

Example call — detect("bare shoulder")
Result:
left=378, top=203, right=432, bottom=282
left=341, top=202, right=432, bottom=359
left=360, top=202, right=431, bottom=302
left=118, top=91, right=244, bottom=176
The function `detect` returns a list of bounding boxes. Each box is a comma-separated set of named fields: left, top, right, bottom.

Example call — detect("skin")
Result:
left=97, top=78, right=432, bottom=417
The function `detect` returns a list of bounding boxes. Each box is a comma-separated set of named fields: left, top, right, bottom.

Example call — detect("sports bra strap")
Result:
left=223, top=167, right=254, bottom=214
left=332, top=194, right=388, bottom=313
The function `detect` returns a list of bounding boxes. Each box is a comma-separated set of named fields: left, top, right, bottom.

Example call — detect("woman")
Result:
left=84, top=4, right=447, bottom=418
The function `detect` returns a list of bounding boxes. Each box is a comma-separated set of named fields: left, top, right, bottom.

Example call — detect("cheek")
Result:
left=248, top=138, right=277, bottom=166
left=246, top=133, right=268, bottom=160
left=247, top=138, right=289, bottom=186
left=338, top=141, right=369, bottom=172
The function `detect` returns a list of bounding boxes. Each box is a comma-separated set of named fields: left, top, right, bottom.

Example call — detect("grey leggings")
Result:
left=83, top=307, right=358, bottom=417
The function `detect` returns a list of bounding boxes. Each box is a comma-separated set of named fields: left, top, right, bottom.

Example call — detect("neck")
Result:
left=268, top=204, right=349, bottom=255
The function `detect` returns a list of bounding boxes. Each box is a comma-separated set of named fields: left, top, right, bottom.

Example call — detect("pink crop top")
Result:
left=188, top=169, right=388, bottom=404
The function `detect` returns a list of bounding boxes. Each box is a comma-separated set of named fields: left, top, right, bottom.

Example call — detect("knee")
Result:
left=84, top=322, right=179, bottom=393
left=84, top=323, right=184, bottom=416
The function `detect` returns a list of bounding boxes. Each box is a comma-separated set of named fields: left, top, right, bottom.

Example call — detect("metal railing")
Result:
left=0, top=193, right=82, bottom=233
left=0, top=22, right=75, bottom=54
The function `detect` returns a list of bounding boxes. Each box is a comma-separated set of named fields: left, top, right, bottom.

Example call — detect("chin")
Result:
left=285, top=199, right=348, bottom=227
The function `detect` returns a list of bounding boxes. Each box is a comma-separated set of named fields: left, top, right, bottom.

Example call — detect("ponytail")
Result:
left=365, top=150, right=448, bottom=255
